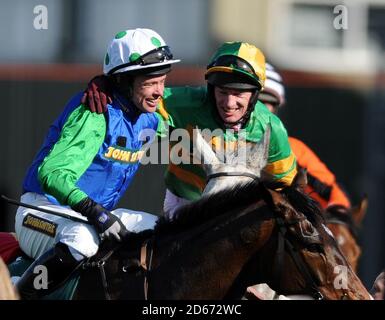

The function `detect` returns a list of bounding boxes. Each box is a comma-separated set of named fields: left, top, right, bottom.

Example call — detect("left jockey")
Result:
left=14, top=28, right=180, bottom=299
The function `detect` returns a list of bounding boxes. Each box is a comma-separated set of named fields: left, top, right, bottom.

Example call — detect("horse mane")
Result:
left=154, top=180, right=265, bottom=235
left=280, top=185, right=324, bottom=227
left=155, top=179, right=323, bottom=236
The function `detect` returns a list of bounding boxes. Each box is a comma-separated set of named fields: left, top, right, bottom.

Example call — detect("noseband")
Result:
left=206, top=172, right=260, bottom=182
left=324, top=210, right=358, bottom=240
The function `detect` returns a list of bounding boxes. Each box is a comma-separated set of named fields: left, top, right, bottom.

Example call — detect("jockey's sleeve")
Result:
left=288, top=137, right=351, bottom=208
left=264, top=114, right=297, bottom=186
left=38, top=105, right=106, bottom=207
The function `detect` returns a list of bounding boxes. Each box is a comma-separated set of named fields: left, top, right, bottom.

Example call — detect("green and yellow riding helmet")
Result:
left=205, top=42, right=266, bottom=126
left=205, top=41, right=266, bottom=91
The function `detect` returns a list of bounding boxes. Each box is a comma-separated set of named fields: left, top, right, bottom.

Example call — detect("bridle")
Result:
left=206, top=172, right=326, bottom=299
left=324, top=210, right=358, bottom=240
left=206, top=171, right=260, bottom=183
left=82, top=238, right=154, bottom=300
left=82, top=244, right=123, bottom=300
left=273, top=216, right=325, bottom=300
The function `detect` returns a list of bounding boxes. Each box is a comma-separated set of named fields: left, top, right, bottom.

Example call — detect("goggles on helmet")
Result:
left=207, top=55, right=257, bottom=79
left=108, top=46, right=173, bottom=75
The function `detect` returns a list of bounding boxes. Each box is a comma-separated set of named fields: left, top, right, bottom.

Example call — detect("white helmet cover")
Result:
left=259, top=63, right=285, bottom=107
left=103, top=28, right=180, bottom=75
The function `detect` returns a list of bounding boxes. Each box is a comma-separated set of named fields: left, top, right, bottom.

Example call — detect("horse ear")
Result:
left=246, top=127, right=270, bottom=171
left=260, top=183, right=282, bottom=211
left=352, top=195, right=368, bottom=226
left=193, top=127, right=220, bottom=165
left=292, top=167, right=308, bottom=191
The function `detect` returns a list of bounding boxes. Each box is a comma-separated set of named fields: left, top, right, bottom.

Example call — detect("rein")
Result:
left=82, top=243, right=123, bottom=300
left=82, top=238, right=154, bottom=300
left=274, top=216, right=324, bottom=300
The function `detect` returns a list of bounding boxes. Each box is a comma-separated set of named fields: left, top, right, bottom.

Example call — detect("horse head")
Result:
left=190, top=128, right=370, bottom=299
left=193, top=127, right=270, bottom=195
left=230, top=187, right=371, bottom=300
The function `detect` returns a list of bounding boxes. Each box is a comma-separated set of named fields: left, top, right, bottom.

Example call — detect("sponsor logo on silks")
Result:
left=98, top=212, right=109, bottom=224
left=22, top=214, right=57, bottom=237
left=103, top=146, right=145, bottom=163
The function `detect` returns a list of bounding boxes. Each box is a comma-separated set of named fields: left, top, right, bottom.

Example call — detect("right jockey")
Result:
left=82, top=42, right=298, bottom=219
left=14, top=28, right=180, bottom=299
left=161, top=43, right=297, bottom=218
left=258, top=62, right=351, bottom=211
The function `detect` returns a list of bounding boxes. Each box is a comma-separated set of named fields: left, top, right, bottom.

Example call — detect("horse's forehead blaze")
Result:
left=325, top=223, right=361, bottom=273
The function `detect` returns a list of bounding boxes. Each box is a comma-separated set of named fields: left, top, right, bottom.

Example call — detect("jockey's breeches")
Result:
left=15, top=192, right=158, bottom=259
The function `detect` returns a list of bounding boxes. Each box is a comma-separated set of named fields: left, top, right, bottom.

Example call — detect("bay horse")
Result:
left=72, top=177, right=370, bottom=299
left=71, top=129, right=370, bottom=300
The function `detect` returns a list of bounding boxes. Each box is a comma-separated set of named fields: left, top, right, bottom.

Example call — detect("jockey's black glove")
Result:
left=80, top=75, right=111, bottom=114
left=72, top=197, right=130, bottom=241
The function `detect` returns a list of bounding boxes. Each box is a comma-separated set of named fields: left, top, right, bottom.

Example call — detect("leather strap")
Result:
left=207, top=172, right=259, bottom=182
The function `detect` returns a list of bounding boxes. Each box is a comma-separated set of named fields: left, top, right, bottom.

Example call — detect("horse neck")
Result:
left=150, top=202, right=272, bottom=299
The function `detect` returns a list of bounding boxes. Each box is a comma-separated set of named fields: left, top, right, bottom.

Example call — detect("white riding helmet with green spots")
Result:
left=103, top=28, right=180, bottom=76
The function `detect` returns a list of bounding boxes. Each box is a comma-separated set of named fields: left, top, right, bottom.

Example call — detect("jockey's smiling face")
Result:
left=214, top=86, right=253, bottom=124
left=132, top=74, right=167, bottom=113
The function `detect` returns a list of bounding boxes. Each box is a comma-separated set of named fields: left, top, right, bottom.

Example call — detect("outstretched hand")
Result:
left=81, top=75, right=112, bottom=113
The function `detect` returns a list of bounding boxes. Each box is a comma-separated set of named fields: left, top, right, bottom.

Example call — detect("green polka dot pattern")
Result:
left=129, top=53, right=141, bottom=62
left=115, top=31, right=127, bottom=39
left=151, top=37, right=161, bottom=47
